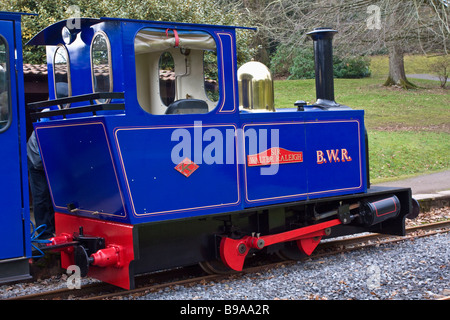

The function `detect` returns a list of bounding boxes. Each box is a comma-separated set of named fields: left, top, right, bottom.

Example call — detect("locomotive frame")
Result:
left=0, top=13, right=419, bottom=289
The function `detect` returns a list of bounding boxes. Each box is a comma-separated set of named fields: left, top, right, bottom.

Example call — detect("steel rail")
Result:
left=6, top=220, right=449, bottom=301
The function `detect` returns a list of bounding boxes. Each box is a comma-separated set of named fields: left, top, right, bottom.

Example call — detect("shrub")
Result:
left=288, top=47, right=316, bottom=80
left=269, top=44, right=295, bottom=78
left=428, top=55, right=449, bottom=88
left=271, top=46, right=371, bottom=79
left=333, top=55, right=371, bottom=78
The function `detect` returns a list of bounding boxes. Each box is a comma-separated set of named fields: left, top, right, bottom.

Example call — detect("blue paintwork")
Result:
left=30, top=18, right=367, bottom=225
left=0, top=12, right=31, bottom=260
left=241, top=110, right=366, bottom=206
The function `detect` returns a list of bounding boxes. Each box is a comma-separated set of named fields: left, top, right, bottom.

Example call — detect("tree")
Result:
left=379, top=1, right=421, bottom=89
left=238, top=0, right=449, bottom=89
left=378, top=0, right=449, bottom=88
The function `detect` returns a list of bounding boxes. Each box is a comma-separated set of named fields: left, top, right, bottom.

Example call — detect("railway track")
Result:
left=6, top=219, right=450, bottom=301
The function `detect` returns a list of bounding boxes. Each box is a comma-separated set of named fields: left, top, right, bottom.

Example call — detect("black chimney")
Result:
left=307, top=28, right=340, bottom=108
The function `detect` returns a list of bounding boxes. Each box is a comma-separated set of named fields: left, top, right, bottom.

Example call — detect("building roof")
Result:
left=22, top=64, right=217, bottom=84
left=23, top=64, right=48, bottom=75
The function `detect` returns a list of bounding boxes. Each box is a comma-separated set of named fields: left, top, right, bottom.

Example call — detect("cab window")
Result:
left=159, top=52, right=175, bottom=106
left=0, top=36, right=11, bottom=132
left=135, top=28, right=219, bottom=115
left=203, top=50, right=219, bottom=103
left=91, top=31, right=113, bottom=103
left=53, top=45, right=71, bottom=107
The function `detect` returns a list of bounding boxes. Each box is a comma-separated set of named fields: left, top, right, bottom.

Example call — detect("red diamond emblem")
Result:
left=174, top=158, right=199, bottom=177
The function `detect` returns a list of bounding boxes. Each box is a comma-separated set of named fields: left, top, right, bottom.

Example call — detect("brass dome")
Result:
left=238, top=61, right=274, bottom=112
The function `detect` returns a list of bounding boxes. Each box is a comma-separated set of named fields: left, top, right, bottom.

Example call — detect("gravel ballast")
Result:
left=132, top=232, right=449, bottom=300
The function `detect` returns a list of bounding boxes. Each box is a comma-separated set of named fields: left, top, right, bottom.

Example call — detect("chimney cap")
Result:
left=306, top=28, right=337, bottom=40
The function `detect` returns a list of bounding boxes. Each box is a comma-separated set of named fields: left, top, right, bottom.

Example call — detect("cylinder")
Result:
left=306, top=28, right=338, bottom=107
left=360, top=195, right=401, bottom=226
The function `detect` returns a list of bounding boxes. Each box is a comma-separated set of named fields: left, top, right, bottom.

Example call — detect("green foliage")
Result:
left=0, top=0, right=112, bottom=63
left=288, top=47, right=315, bottom=80
left=0, top=0, right=256, bottom=64
left=269, top=44, right=298, bottom=78
left=271, top=45, right=371, bottom=79
left=333, top=56, right=371, bottom=79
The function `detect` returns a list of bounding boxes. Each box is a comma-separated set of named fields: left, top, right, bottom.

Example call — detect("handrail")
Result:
left=28, top=92, right=124, bottom=110
left=30, top=103, right=125, bottom=120
left=28, top=92, right=125, bottom=120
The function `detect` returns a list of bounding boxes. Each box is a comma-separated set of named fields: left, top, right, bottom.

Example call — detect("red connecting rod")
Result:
left=220, top=219, right=341, bottom=271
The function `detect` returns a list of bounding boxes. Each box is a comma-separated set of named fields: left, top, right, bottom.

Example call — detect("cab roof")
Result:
left=27, top=16, right=255, bottom=46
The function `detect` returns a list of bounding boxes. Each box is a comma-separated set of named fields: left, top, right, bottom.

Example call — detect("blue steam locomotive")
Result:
left=0, top=12, right=419, bottom=289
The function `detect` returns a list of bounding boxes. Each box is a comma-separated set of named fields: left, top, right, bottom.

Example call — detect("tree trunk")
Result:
left=384, top=44, right=417, bottom=89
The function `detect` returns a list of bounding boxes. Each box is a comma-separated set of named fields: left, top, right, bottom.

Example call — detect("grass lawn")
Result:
left=273, top=56, right=449, bottom=183
left=368, top=131, right=450, bottom=182
left=274, top=77, right=449, bottom=131
left=369, top=54, right=446, bottom=77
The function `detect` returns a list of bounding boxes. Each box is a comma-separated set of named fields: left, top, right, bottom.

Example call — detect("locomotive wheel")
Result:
left=198, top=259, right=236, bottom=275
left=276, top=241, right=307, bottom=261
